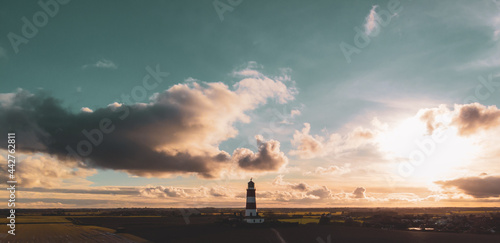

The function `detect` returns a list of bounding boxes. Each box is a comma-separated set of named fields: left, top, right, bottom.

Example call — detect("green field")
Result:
left=278, top=218, right=319, bottom=224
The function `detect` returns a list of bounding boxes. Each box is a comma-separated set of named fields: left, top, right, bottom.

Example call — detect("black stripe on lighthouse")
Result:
left=246, top=202, right=256, bottom=209
left=247, top=189, right=255, bottom=197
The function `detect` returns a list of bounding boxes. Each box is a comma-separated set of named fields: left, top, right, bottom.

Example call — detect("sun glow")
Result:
left=377, top=117, right=480, bottom=182
left=377, top=117, right=427, bottom=158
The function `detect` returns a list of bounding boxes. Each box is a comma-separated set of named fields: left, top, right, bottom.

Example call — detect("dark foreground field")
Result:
left=0, top=216, right=147, bottom=243
left=2, top=208, right=500, bottom=243
left=73, top=216, right=500, bottom=243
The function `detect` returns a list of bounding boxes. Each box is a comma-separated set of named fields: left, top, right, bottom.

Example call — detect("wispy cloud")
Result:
left=82, top=58, right=118, bottom=69
left=290, top=109, right=301, bottom=118
left=305, top=164, right=351, bottom=176
left=459, top=56, right=500, bottom=70
left=289, top=123, right=378, bottom=159
left=364, top=6, right=379, bottom=36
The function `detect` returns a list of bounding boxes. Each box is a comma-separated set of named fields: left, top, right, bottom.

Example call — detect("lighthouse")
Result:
left=245, top=178, right=264, bottom=223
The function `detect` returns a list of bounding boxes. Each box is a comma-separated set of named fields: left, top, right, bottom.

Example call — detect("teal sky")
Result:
left=1, top=0, right=500, bottom=208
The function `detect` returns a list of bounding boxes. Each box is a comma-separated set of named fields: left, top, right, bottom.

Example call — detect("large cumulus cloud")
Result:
left=435, top=176, right=500, bottom=198
left=0, top=74, right=294, bottom=178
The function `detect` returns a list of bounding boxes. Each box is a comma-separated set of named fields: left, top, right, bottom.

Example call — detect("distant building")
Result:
left=245, top=178, right=264, bottom=223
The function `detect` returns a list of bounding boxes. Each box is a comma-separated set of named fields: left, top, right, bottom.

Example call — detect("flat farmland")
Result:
left=276, top=225, right=500, bottom=243
left=73, top=216, right=500, bottom=243
left=71, top=216, right=286, bottom=243
left=1, top=208, right=499, bottom=243
left=0, top=216, right=147, bottom=243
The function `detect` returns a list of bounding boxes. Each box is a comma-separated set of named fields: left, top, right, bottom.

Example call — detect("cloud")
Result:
left=289, top=123, right=377, bottom=159
left=364, top=6, right=379, bottom=36
left=452, top=103, right=500, bottom=136
left=0, top=92, right=16, bottom=108
left=273, top=175, right=310, bottom=192
left=18, top=183, right=235, bottom=201
left=453, top=5, right=500, bottom=68
left=290, top=109, right=301, bottom=118
left=139, top=186, right=189, bottom=198
left=289, top=123, right=324, bottom=158
left=461, top=57, right=500, bottom=70
left=208, top=186, right=233, bottom=197
left=232, top=61, right=263, bottom=77
left=233, top=135, right=288, bottom=172
left=22, top=186, right=139, bottom=195
left=20, top=201, right=70, bottom=208
left=419, top=103, right=500, bottom=136
left=0, top=153, right=96, bottom=188
left=138, top=185, right=235, bottom=199
left=418, top=104, right=450, bottom=135
left=231, top=63, right=296, bottom=105
left=352, top=187, right=366, bottom=199
left=233, top=68, right=263, bottom=78
left=236, top=76, right=295, bottom=104
left=307, top=186, right=333, bottom=199
left=82, top=59, right=118, bottom=69
left=261, top=189, right=333, bottom=202
left=0, top=73, right=295, bottom=178
left=435, top=176, right=500, bottom=198
left=260, top=190, right=300, bottom=202
left=306, top=164, right=351, bottom=176
left=271, top=175, right=333, bottom=200
left=80, top=107, right=93, bottom=113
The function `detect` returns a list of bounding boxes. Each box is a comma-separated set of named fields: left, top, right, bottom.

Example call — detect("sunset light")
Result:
left=1, top=0, right=500, bottom=242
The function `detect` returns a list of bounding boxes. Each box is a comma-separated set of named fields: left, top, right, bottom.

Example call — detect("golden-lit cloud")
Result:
left=233, top=135, right=288, bottom=172
left=352, top=187, right=366, bottom=199
left=419, top=103, right=500, bottom=136
left=0, top=152, right=96, bottom=188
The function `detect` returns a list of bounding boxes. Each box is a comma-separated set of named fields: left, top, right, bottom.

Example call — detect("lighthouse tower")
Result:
left=245, top=178, right=264, bottom=223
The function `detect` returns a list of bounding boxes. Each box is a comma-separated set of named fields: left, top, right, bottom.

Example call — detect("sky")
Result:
left=1, top=0, right=500, bottom=208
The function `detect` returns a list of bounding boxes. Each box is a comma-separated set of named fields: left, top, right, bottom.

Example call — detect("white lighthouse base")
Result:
left=244, top=217, right=265, bottom=223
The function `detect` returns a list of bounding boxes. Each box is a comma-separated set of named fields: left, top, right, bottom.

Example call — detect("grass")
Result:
left=278, top=218, right=319, bottom=224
